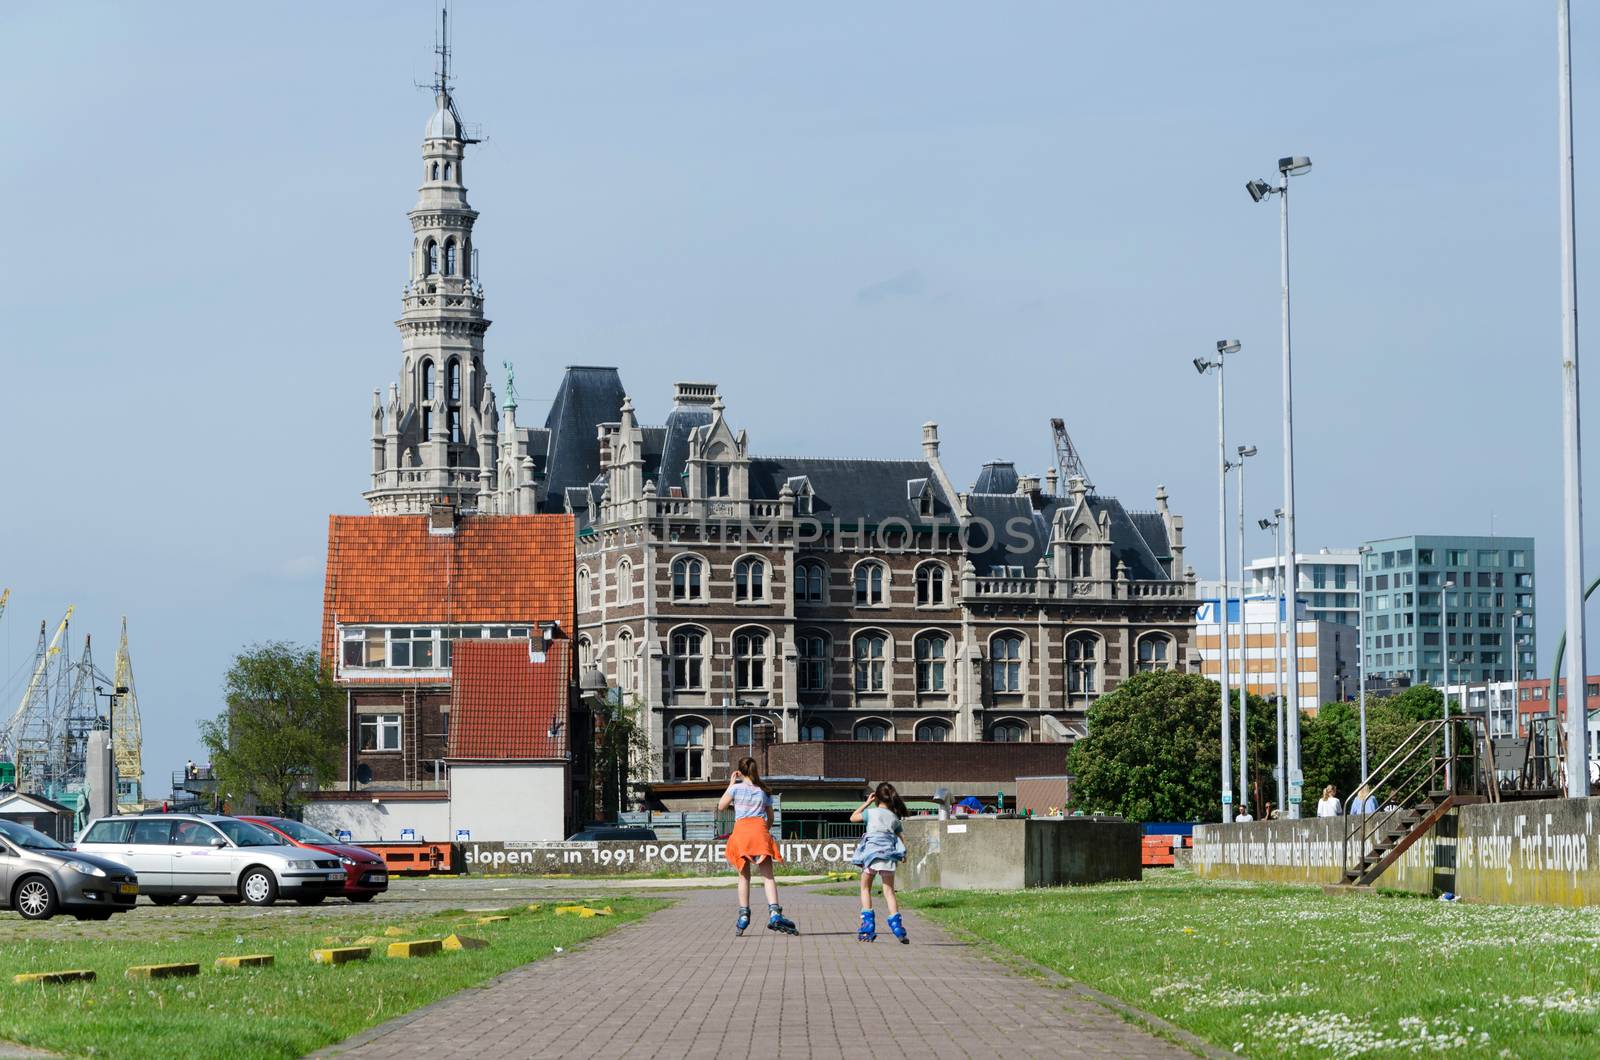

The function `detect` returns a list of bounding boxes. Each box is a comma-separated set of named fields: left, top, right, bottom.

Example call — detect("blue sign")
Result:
left=455, top=829, right=471, bottom=842
left=336, top=829, right=352, bottom=843
left=400, top=828, right=416, bottom=841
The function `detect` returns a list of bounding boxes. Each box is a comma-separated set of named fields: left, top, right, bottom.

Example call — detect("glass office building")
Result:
left=1361, top=535, right=1535, bottom=689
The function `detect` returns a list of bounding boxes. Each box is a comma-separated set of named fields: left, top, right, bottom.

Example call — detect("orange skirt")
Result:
left=725, top=816, right=783, bottom=870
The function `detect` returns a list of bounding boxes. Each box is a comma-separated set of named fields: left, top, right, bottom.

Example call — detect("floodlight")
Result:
left=1193, top=357, right=1211, bottom=374
left=1258, top=518, right=1273, bottom=531
left=1238, top=445, right=1258, bottom=458
left=1218, top=339, right=1241, bottom=354
left=1246, top=178, right=1273, bottom=203
left=1278, top=156, right=1312, bottom=175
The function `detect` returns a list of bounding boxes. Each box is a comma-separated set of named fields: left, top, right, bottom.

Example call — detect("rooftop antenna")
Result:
left=435, top=2, right=452, bottom=98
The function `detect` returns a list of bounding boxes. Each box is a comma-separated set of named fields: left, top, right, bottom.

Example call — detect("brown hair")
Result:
left=872, top=781, right=908, bottom=818
left=735, top=756, right=769, bottom=794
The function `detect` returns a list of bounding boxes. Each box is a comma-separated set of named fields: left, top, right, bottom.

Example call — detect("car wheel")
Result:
left=148, top=895, right=179, bottom=907
left=175, top=895, right=197, bottom=906
left=347, top=893, right=377, bottom=903
left=14, top=876, right=59, bottom=921
left=239, top=867, right=279, bottom=907
left=294, top=895, right=326, bottom=906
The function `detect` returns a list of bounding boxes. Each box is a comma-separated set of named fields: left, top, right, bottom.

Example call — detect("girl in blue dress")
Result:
left=850, top=782, right=909, bottom=943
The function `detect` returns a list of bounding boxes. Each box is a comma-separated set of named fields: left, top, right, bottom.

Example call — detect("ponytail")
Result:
left=736, top=756, right=770, bottom=794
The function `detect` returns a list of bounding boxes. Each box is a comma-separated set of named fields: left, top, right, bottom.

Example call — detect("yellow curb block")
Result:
left=554, top=905, right=613, bottom=918
left=310, top=947, right=372, bottom=965
left=214, top=955, right=275, bottom=971
left=386, top=938, right=444, bottom=959
left=525, top=903, right=542, bottom=913
left=13, top=970, right=94, bottom=985
left=442, top=933, right=489, bottom=952
left=476, top=915, right=511, bottom=925
left=126, top=963, right=200, bottom=981
left=382, top=926, right=410, bottom=937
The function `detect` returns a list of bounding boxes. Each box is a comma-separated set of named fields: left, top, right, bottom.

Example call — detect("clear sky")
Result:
left=3, top=2, right=1598, bottom=791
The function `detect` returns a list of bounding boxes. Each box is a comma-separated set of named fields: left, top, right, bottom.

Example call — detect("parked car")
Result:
left=239, top=816, right=388, bottom=903
left=76, top=813, right=346, bottom=907
left=0, top=818, right=139, bottom=921
left=566, top=826, right=657, bottom=842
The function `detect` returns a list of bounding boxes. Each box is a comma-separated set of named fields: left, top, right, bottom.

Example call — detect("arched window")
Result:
left=421, top=359, right=436, bottom=399
left=990, top=633, right=1024, bottom=693
left=670, top=629, right=704, bottom=689
left=734, top=630, right=767, bottom=689
left=576, top=568, right=591, bottom=610
left=431, top=161, right=440, bottom=181
left=1068, top=632, right=1101, bottom=696
left=616, top=560, right=634, bottom=605
left=616, top=631, right=634, bottom=694
left=799, top=720, right=830, bottom=741
left=577, top=635, right=593, bottom=672
left=853, top=632, right=888, bottom=692
left=1138, top=634, right=1174, bottom=673
left=671, top=719, right=707, bottom=779
left=916, top=719, right=951, bottom=742
left=734, top=557, right=766, bottom=602
left=915, top=633, right=948, bottom=693
left=915, top=563, right=946, bottom=606
left=854, top=561, right=886, bottom=606
left=733, top=715, right=773, bottom=748
left=444, top=240, right=457, bottom=276
left=671, top=556, right=704, bottom=601
left=443, top=161, right=452, bottom=180
left=797, top=560, right=827, bottom=603
left=798, top=632, right=830, bottom=695
left=990, top=719, right=1028, bottom=743
left=444, top=359, right=461, bottom=403
left=425, top=240, right=439, bottom=275
left=854, top=719, right=890, bottom=741
left=1070, top=533, right=1094, bottom=579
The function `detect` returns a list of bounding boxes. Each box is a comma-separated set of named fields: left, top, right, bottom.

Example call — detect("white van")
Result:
left=77, top=813, right=346, bottom=906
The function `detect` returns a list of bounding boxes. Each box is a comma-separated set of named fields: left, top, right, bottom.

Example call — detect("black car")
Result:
left=566, top=826, right=657, bottom=842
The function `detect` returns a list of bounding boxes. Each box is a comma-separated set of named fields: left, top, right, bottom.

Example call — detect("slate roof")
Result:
left=655, top=404, right=715, bottom=489
left=972, top=460, right=1020, bottom=495
left=449, top=638, right=570, bottom=761
left=962, top=491, right=1171, bottom=580
left=748, top=457, right=955, bottom=523
left=539, top=367, right=626, bottom=511
left=321, top=514, right=575, bottom=678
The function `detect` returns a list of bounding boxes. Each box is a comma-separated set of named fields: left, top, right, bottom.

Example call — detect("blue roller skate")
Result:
left=766, top=903, right=799, bottom=936
left=735, top=906, right=751, bottom=936
left=887, top=912, right=909, bottom=944
left=856, top=908, right=877, bottom=942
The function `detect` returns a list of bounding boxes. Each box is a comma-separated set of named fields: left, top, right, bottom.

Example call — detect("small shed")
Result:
left=0, top=790, right=76, bottom=844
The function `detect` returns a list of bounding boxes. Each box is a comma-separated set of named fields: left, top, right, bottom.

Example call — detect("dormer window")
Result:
left=705, top=465, right=730, bottom=498
left=919, top=487, right=935, bottom=517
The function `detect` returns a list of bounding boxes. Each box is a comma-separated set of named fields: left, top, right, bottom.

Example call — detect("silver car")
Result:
left=0, top=818, right=139, bottom=921
left=77, top=813, right=346, bottom=907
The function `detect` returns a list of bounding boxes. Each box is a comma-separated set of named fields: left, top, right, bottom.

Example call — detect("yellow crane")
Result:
left=112, top=618, right=144, bottom=810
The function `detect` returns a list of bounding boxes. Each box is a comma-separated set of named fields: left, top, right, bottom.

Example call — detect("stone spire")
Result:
left=365, top=8, right=494, bottom=515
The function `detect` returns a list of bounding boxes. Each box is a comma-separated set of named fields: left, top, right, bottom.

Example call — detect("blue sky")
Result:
left=3, top=2, right=1598, bottom=789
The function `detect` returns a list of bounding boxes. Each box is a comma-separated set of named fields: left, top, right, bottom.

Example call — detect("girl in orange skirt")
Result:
left=719, top=756, right=798, bottom=935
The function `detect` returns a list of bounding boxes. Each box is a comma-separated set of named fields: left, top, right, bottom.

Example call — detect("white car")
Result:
left=77, top=813, right=346, bottom=906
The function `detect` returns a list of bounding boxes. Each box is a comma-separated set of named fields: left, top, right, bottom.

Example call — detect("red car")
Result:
left=240, top=817, right=388, bottom=903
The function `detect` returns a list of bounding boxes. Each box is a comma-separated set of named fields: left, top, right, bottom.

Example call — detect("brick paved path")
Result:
left=323, top=887, right=1195, bottom=1059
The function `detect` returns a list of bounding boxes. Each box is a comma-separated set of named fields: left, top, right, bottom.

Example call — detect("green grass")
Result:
left=0, top=897, right=664, bottom=1058
left=905, top=870, right=1600, bottom=1058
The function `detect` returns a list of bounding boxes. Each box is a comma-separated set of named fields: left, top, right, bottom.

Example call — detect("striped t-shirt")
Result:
left=731, top=782, right=771, bottom=820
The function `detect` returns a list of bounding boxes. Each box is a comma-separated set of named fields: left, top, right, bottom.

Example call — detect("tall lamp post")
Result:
left=1195, top=339, right=1242, bottom=821
left=1231, top=444, right=1258, bottom=814
left=1356, top=545, right=1374, bottom=779
left=1442, top=579, right=1457, bottom=790
left=1258, top=512, right=1285, bottom=811
left=1248, top=155, right=1312, bottom=816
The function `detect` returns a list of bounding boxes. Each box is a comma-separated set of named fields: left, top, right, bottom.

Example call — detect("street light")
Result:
left=1356, top=545, right=1374, bottom=779
left=1442, top=579, right=1456, bottom=790
left=1229, top=444, right=1258, bottom=814
left=1196, top=339, right=1242, bottom=821
left=1247, top=154, right=1312, bottom=816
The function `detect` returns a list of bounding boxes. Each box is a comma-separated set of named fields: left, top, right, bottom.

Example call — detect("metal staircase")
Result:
left=1340, top=717, right=1497, bottom=887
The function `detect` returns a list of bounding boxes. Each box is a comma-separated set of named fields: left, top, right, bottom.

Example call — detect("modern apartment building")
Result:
left=1242, top=548, right=1361, bottom=628
left=1361, top=535, right=1536, bottom=690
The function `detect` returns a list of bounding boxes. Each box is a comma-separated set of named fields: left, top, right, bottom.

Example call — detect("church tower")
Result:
left=366, top=8, right=498, bottom=515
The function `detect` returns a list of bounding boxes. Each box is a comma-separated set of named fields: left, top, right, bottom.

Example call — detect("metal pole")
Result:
left=1279, top=173, right=1304, bottom=818
left=1443, top=584, right=1453, bottom=791
left=1217, top=358, right=1234, bottom=822
left=1559, top=0, right=1589, bottom=799
left=1237, top=453, right=1249, bottom=815
left=1358, top=556, right=1369, bottom=779
left=1274, top=521, right=1285, bottom=811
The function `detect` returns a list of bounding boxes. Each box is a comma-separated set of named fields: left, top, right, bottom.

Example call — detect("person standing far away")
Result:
left=850, top=782, right=910, bottom=943
left=719, top=757, right=798, bottom=936
left=1353, top=785, right=1378, bottom=816
left=1316, top=785, right=1342, bottom=818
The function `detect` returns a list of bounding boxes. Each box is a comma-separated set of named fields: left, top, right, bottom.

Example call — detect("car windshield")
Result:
left=0, top=818, right=68, bottom=851
left=271, top=819, right=339, bottom=846
left=212, top=819, right=287, bottom=847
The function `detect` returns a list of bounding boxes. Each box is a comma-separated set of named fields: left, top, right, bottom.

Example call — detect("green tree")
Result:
left=1300, top=700, right=1361, bottom=800
left=1068, top=671, right=1275, bottom=822
left=591, top=696, right=653, bottom=823
left=197, top=642, right=344, bottom=816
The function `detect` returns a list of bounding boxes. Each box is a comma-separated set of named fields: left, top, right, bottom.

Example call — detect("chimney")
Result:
left=921, top=421, right=941, bottom=461
left=429, top=499, right=458, bottom=536
left=1044, top=467, right=1059, bottom=496
left=1017, top=475, right=1043, bottom=509
left=672, top=382, right=719, bottom=407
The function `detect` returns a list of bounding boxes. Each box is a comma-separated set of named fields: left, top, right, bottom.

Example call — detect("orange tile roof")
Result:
left=321, top=513, right=575, bottom=674
left=449, top=638, right=571, bottom=760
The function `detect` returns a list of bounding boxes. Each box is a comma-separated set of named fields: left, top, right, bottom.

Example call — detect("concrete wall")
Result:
left=1195, top=796, right=1600, bottom=907
left=460, top=838, right=859, bottom=876
left=449, top=763, right=566, bottom=842
left=305, top=797, right=453, bottom=843
left=899, top=817, right=1141, bottom=890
